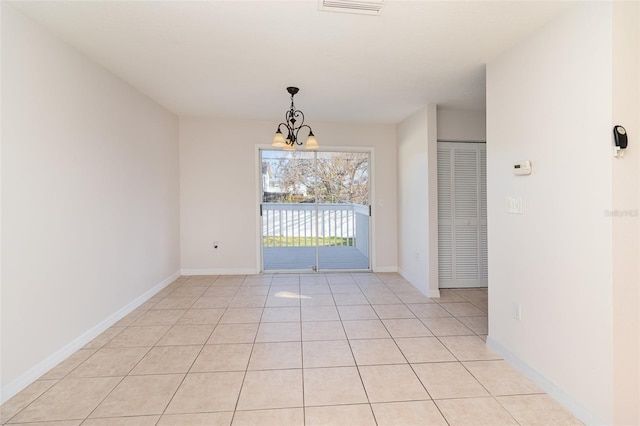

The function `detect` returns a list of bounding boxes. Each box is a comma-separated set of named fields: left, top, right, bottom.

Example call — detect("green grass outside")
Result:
left=264, top=236, right=354, bottom=247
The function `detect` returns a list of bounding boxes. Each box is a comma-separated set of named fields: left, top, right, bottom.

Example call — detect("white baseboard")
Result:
left=182, top=268, right=398, bottom=276
left=181, top=268, right=259, bottom=276
left=486, top=336, right=603, bottom=426
left=373, top=266, right=398, bottom=273
left=0, top=270, right=181, bottom=404
left=397, top=268, right=440, bottom=298
left=427, top=289, right=441, bottom=298
left=397, top=267, right=414, bottom=283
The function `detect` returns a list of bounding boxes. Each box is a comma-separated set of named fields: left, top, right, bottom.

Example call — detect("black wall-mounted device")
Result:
left=614, top=125, right=628, bottom=149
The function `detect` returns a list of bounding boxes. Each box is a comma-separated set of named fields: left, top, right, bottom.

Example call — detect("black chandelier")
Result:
left=272, top=87, right=319, bottom=150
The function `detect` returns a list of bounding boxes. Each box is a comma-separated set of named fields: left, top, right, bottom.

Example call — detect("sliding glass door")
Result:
left=260, top=149, right=370, bottom=272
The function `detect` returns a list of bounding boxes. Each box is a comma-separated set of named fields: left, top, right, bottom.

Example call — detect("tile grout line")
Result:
left=228, top=273, right=273, bottom=425
left=298, top=274, right=307, bottom=426
left=337, top=273, right=376, bottom=423
left=373, top=276, right=439, bottom=425
left=56, top=281, right=187, bottom=425
left=155, top=274, right=225, bottom=422
left=3, top=273, right=511, bottom=425
left=379, top=274, right=484, bottom=426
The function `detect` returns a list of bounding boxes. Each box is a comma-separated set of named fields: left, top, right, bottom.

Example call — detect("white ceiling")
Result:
left=11, top=1, right=573, bottom=124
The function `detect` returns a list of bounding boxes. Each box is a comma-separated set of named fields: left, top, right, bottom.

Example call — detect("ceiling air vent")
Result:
left=320, top=0, right=384, bottom=16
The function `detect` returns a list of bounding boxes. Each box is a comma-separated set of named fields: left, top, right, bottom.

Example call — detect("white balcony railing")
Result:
left=262, top=203, right=369, bottom=255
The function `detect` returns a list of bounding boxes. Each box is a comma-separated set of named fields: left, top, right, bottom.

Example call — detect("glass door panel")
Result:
left=260, top=150, right=370, bottom=271
left=261, top=150, right=317, bottom=271
left=315, top=152, right=370, bottom=270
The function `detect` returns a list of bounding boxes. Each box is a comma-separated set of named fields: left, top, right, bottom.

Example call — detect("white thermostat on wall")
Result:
left=513, top=161, right=532, bottom=176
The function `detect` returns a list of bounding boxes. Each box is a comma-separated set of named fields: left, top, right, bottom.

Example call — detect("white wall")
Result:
left=396, top=105, right=439, bottom=297
left=437, top=108, right=486, bottom=141
left=612, top=1, right=640, bottom=424
left=1, top=5, right=180, bottom=400
left=179, top=117, right=397, bottom=274
left=487, top=2, right=639, bottom=424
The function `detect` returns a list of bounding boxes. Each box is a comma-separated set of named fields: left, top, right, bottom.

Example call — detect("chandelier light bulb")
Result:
left=272, top=129, right=286, bottom=147
left=306, top=132, right=319, bottom=150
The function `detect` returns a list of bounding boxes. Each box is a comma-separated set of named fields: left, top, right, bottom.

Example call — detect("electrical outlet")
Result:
left=506, top=196, right=523, bottom=214
left=512, top=302, right=521, bottom=320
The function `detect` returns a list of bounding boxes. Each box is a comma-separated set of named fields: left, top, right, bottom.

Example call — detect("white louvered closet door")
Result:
left=437, top=142, right=488, bottom=288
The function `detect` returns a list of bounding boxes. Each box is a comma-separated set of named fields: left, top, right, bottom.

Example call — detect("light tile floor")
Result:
left=1, top=273, right=582, bottom=425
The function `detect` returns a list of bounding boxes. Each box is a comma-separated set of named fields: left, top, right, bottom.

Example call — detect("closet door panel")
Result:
left=437, top=142, right=487, bottom=288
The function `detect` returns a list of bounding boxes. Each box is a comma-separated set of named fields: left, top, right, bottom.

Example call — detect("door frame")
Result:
left=255, top=144, right=376, bottom=273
